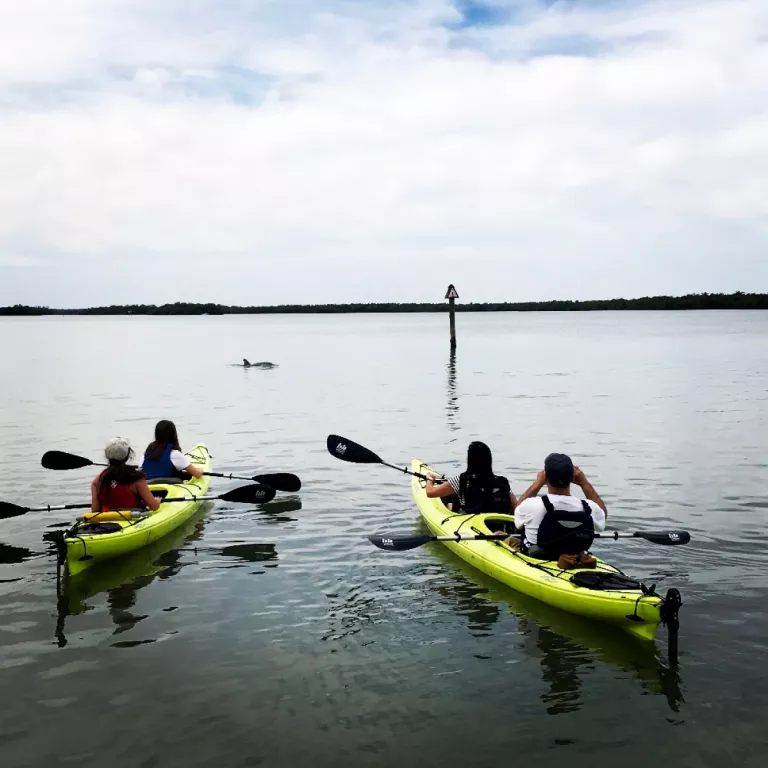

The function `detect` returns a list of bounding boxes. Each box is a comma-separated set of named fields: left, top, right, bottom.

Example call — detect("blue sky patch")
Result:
left=449, top=1, right=512, bottom=29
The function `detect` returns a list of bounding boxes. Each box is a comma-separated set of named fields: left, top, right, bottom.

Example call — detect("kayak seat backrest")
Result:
left=483, top=516, right=516, bottom=534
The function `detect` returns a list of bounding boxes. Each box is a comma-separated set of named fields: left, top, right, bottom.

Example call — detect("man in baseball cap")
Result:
left=510, top=452, right=607, bottom=558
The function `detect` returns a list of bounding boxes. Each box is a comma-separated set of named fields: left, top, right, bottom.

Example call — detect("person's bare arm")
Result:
left=135, top=479, right=162, bottom=511
left=573, top=467, right=607, bottom=518
left=91, top=477, right=100, bottom=513
left=425, top=472, right=456, bottom=498
left=183, top=463, right=205, bottom=479
left=515, top=470, right=547, bottom=507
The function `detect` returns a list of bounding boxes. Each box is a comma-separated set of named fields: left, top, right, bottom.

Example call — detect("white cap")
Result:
left=105, top=436, right=132, bottom=462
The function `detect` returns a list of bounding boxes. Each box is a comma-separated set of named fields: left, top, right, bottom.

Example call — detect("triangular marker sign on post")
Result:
left=445, top=284, right=459, bottom=300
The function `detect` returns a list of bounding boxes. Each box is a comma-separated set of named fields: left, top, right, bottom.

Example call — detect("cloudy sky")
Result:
left=1, top=0, right=767, bottom=307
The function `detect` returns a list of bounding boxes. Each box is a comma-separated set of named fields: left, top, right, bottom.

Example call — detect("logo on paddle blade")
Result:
left=669, top=533, right=680, bottom=541
left=381, top=538, right=394, bottom=547
left=335, top=443, right=347, bottom=456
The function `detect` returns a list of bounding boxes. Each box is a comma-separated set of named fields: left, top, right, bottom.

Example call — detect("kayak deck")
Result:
left=411, top=459, right=665, bottom=641
left=64, top=444, right=211, bottom=576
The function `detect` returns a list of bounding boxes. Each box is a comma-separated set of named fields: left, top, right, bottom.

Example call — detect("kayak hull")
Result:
left=411, top=459, right=664, bottom=641
left=64, top=444, right=211, bottom=576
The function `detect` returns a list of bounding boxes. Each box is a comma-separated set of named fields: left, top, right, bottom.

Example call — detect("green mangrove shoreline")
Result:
left=1, top=292, right=767, bottom=316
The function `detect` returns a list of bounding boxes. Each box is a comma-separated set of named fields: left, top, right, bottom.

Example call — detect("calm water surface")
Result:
left=1, top=311, right=767, bottom=767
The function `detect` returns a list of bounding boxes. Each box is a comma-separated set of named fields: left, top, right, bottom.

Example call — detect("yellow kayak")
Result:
left=412, top=459, right=674, bottom=641
left=62, top=444, right=211, bottom=576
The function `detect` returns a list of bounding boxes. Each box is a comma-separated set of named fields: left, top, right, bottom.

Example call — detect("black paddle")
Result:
left=368, top=529, right=692, bottom=552
left=326, top=435, right=446, bottom=481
left=0, top=483, right=275, bottom=521
left=41, top=451, right=300, bottom=492
left=205, top=471, right=301, bottom=492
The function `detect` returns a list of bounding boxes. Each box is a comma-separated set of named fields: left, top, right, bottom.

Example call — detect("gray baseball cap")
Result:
left=105, top=436, right=132, bottom=462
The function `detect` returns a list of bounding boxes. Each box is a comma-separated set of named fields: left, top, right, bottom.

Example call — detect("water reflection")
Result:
left=0, top=543, right=35, bottom=565
left=429, top=576, right=500, bottom=636
left=426, top=544, right=685, bottom=715
left=255, top=497, right=302, bottom=525
left=446, top=347, right=459, bottom=433
left=54, top=506, right=209, bottom=647
left=218, top=543, right=278, bottom=564
left=323, top=585, right=377, bottom=643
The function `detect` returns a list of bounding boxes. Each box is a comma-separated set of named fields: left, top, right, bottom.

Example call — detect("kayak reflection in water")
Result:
left=509, top=453, right=607, bottom=557
left=90, top=437, right=161, bottom=513
left=425, top=441, right=518, bottom=514
left=141, top=419, right=205, bottom=482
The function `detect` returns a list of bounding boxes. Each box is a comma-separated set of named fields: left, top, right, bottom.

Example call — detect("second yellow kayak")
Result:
left=412, top=459, right=674, bottom=641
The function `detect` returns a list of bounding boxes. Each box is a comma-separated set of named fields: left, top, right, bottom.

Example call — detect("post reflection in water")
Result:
left=446, top=347, right=459, bottom=434
left=54, top=506, right=210, bottom=647
left=424, top=545, right=685, bottom=715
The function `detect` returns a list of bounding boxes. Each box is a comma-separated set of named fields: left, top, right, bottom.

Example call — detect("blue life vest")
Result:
left=142, top=444, right=181, bottom=481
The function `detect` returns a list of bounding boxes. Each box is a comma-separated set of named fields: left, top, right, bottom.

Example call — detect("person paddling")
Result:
left=510, top=453, right=606, bottom=557
left=91, top=437, right=161, bottom=513
left=425, top=441, right=517, bottom=514
left=141, top=420, right=205, bottom=482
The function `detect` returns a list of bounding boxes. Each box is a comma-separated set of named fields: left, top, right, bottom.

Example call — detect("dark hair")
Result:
left=544, top=452, right=574, bottom=488
left=145, top=419, right=182, bottom=461
left=98, top=458, right=145, bottom=498
left=466, top=441, right=494, bottom=479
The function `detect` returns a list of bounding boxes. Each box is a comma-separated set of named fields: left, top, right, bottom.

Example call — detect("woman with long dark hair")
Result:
left=141, top=420, right=205, bottom=481
left=90, top=437, right=161, bottom=513
left=425, top=441, right=517, bottom=514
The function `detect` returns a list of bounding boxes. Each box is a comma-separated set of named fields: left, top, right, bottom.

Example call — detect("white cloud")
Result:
left=0, top=0, right=767, bottom=306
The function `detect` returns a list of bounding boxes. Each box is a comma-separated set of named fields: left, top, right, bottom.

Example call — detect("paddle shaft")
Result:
left=40, top=451, right=299, bottom=490
left=380, top=460, right=441, bottom=482
left=19, top=494, right=224, bottom=514
left=430, top=532, right=669, bottom=542
left=368, top=528, right=691, bottom=551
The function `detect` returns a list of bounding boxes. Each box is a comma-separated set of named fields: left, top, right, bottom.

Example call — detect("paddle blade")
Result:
left=327, top=435, right=383, bottom=464
left=0, top=501, right=29, bottom=520
left=367, top=533, right=433, bottom=551
left=220, top=484, right=276, bottom=504
left=251, top=473, right=302, bottom=492
left=41, top=451, right=94, bottom=471
left=635, top=530, right=691, bottom=546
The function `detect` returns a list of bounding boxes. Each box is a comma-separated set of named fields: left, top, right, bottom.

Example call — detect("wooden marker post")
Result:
left=445, top=284, right=459, bottom=348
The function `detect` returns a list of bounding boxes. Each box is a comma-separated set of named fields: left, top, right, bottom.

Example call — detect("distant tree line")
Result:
left=1, top=292, right=767, bottom=316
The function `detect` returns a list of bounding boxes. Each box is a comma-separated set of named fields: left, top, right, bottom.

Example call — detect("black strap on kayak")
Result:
left=569, top=571, right=643, bottom=590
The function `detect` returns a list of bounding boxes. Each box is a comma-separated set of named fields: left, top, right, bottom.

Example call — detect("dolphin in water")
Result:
left=242, top=359, right=277, bottom=369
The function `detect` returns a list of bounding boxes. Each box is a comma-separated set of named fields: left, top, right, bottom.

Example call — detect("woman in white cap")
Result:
left=90, top=437, right=162, bottom=514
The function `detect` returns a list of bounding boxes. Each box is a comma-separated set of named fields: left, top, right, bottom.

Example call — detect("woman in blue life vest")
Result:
left=424, top=441, right=517, bottom=514
left=141, top=420, right=205, bottom=482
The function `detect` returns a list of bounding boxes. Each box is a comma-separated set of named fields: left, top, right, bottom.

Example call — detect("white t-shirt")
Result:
left=170, top=450, right=190, bottom=472
left=514, top=494, right=606, bottom=546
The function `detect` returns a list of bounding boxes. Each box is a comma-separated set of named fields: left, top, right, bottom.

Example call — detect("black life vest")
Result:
left=535, top=495, right=595, bottom=556
left=455, top=472, right=512, bottom=514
